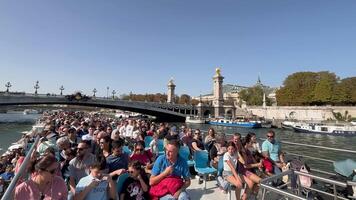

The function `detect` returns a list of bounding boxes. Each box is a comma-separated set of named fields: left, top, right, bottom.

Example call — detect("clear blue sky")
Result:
left=1, top=0, right=355, bottom=97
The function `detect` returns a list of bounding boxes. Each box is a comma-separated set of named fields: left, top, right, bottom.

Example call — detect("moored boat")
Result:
left=23, top=109, right=39, bottom=115
left=185, top=116, right=206, bottom=124
left=281, top=120, right=297, bottom=130
left=207, top=118, right=262, bottom=128
left=293, top=122, right=356, bottom=136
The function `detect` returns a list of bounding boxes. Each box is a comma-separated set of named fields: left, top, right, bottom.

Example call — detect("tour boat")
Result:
left=23, top=109, right=39, bottom=115
left=281, top=120, right=298, bottom=130
left=206, top=119, right=262, bottom=128
left=185, top=116, right=206, bottom=124
left=293, top=122, right=356, bottom=136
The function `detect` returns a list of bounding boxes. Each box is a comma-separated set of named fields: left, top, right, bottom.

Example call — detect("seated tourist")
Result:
left=14, top=155, right=68, bottom=200
left=223, top=141, right=244, bottom=200
left=130, top=141, right=154, bottom=170
left=149, top=140, right=190, bottom=200
left=74, top=162, right=116, bottom=200
left=107, top=140, right=128, bottom=179
left=120, top=161, right=149, bottom=200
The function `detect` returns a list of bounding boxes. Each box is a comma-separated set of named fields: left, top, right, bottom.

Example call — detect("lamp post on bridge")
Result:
left=34, top=81, right=39, bottom=95
left=5, top=82, right=11, bottom=93
left=106, top=86, right=109, bottom=99
left=93, top=88, right=97, bottom=97
left=112, top=90, right=116, bottom=99
left=59, top=85, right=64, bottom=95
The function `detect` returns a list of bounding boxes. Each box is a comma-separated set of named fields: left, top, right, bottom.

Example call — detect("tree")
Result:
left=178, top=94, right=191, bottom=104
left=238, top=85, right=271, bottom=106
left=311, top=71, right=338, bottom=105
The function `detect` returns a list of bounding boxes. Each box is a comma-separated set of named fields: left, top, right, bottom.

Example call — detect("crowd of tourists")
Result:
left=0, top=111, right=286, bottom=200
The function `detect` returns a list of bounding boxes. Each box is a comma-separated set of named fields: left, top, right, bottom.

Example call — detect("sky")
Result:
left=0, top=0, right=355, bottom=97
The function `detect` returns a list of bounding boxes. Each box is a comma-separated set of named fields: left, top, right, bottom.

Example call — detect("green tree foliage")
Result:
left=276, top=71, right=356, bottom=106
left=238, top=86, right=272, bottom=106
left=312, top=72, right=338, bottom=105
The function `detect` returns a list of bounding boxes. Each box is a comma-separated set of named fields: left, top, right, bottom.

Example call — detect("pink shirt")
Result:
left=14, top=175, right=68, bottom=200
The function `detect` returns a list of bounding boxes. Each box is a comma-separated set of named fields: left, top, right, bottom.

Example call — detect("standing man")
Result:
left=261, top=130, right=285, bottom=174
left=150, top=140, right=190, bottom=200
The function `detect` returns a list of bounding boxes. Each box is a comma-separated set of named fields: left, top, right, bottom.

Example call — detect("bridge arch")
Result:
left=0, top=94, right=191, bottom=122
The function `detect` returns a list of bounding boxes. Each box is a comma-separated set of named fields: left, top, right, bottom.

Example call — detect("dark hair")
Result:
left=233, top=132, right=241, bottom=137
left=68, top=128, right=76, bottom=133
left=90, top=162, right=106, bottom=170
left=241, top=136, right=251, bottom=147
left=135, top=141, right=145, bottom=148
left=267, top=130, right=275, bottom=135
left=112, top=140, right=123, bottom=149
left=128, top=160, right=143, bottom=171
left=33, top=155, right=57, bottom=172
left=44, top=147, right=56, bottom=156
left=167, top=139, right=180, bottom=149
left=226, top=141, right=236, bottom=149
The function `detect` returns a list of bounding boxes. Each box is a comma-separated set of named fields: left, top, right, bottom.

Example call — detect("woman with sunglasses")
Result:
left=120, top=160, right=149, bottom=200
left=130, top=141, right=154, bottom=171
left=14, top=154, right=68, bottom=200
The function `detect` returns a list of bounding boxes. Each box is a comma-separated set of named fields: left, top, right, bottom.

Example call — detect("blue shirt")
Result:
left=151, top=155, right=190, bottom=179
left=262, top=140, right=281, bottom=162
left=0, top=172, right=14, bottom=181
left=106, top=153, right=129, bottom=173
left=75, top=175, right=108, bottom=200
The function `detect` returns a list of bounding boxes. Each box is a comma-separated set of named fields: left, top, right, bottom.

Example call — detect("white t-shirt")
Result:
left=223, top=152, right=238, bottom=173
left=125, top=125, right=134, bottom=138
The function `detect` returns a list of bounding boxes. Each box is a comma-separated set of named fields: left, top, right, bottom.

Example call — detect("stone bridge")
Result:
left=0, top=93, right=196, bottom=122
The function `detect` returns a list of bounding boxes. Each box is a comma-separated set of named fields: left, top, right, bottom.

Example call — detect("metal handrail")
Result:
left=294, top=171, right=347, bottom=187
left=285, top=151, right=335, bottom=163
left=275, top=140, right=356, bottom=154
left=1, top=135, right=40, bottom=200
left=260, top=169, right=350, bottom=200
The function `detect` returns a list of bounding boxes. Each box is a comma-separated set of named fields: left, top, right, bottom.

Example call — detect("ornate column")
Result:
left=167, top=78, right=176, bottom=104
left=213, top=68, right=224, bottom=118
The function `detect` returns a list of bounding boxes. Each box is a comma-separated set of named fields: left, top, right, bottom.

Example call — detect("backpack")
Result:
left=299, top=165, right=312, bottom=188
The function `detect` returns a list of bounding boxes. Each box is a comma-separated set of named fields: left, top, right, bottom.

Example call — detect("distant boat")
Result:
left=23, top=109, right=39, bottom=115
left=207, top=119, right=262, bottom=128
left=185, top=116, right=206, bottom=124
left=281, top=120, right=297, bottom=130
left=293, top=122, right=356, bottom=136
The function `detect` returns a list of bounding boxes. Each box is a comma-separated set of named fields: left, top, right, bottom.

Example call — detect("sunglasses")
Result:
left=77, top=148, right=86, bottom=151
left=136, top=148, right=144, bottom=152
left=267, top=135, right=274, bottom=138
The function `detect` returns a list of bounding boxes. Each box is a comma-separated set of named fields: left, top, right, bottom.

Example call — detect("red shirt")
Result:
left=130, top=150, right=153, bottom=165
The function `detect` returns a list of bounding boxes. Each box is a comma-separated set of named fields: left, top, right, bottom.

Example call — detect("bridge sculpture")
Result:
left=0, top=92, right=196, bottom=122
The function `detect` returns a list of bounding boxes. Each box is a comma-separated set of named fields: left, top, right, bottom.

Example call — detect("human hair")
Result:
left=135, top=141, right=145, bottom=148
left=56, top=136, right=70, bottom=147
left=241, top=136, right=251, bottom=147
left=128, top=160, right=143, bottom=171
left=226, top=141, right=236, bottom=149
left=33, top=154, right=56, bottom=173
left=233, top=132, right=241, bottom=138
left=90, top=162, right=106, bottom=170
left=112, top=140, right=123, bottom=149
left=267, top=130, right=275, bottom=136
left=167, top=139, right=180, bottom=149
left=208, top=128, right=216, bottom=137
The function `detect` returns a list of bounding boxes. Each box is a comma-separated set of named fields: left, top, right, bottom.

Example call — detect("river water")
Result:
left=0, top=113, right=355, bottom=174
